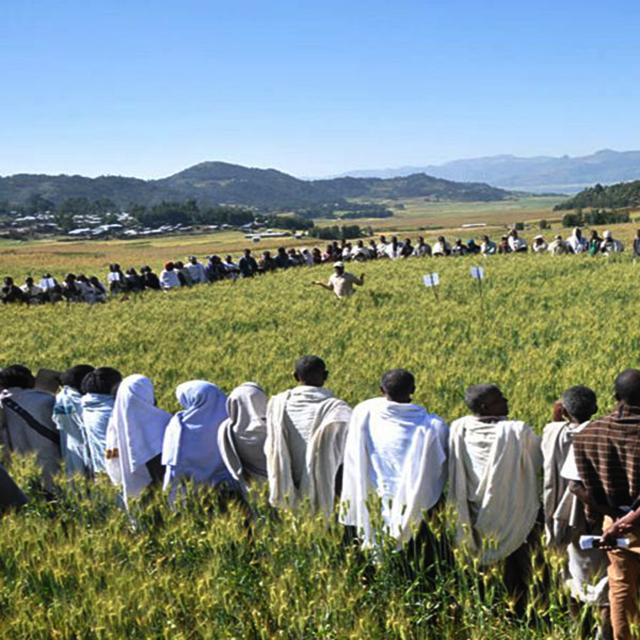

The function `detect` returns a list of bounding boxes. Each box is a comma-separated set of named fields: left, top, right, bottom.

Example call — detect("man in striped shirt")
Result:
left=574, top=369, right=640, bottom=640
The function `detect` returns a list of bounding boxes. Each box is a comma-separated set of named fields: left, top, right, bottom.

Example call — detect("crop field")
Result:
left=0, top=249, right=639, bottom=638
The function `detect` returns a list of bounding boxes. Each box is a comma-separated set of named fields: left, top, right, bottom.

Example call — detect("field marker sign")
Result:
left=423, top=273, right=440, bottom=299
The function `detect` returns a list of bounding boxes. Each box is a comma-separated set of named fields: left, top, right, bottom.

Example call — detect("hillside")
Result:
left=339, top=149, right=640, bottom=194
left=0, top=161, right=511, bottom=211
left=554, top=179, right=640, bottom=210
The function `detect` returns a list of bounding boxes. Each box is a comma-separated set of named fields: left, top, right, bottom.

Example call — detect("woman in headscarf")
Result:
left=161, top=381, right=231, bottom=495
left=105, top=375, right=171, bottom=506
left=218, top=382, right=268, bottom=491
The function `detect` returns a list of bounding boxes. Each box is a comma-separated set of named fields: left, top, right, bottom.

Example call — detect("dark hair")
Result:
left=464, top=384, right=501, bottom=413
left=561, top=385, right=597, bottom=423
left=60, top=364, right=95, bottom=391
left=0, top=365, right=35, bottom=390
left=81, top=367, right=123, bottom=396
left=380, top=369, right=415, bottom=401
left=294, top=355, right=326, bottom=383
left=615, top=369, right=640, bottom=406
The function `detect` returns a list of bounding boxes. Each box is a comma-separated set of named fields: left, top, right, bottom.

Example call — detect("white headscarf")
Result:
left=105, top=375, right=171, bottom=503
left=218, top=382, right=268, bottom=486
left=161, top=380, right=231, bottom=491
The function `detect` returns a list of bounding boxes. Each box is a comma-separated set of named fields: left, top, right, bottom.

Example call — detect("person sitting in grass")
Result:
left=0, top=365, right=60, bottom=492
left=218, top=382, right=269, bottom=491
left=105, top=375, right=171, bottom=506
left=508, top=229, right=528, bottom=252
left=340, top=369, right=448, bottom=553
left=548, top=234, right=570, bottom=255
left=312, top=262, right=364, bottom=299
left=600, top=230, right=623, bottom=255
left=52, top=364, right=95, bottom=477
left=480, top=235, right=497, bottom=255
left=542, top=385, right=611, bottom=639
left=81, top=367, right=123, bottom=476
left=265, top=356, right=352, bottom=516
left=159, top=262, right=181, bottom=289
left=532, top=235, right=548, bottom=253
left=448, top=384, right=542, bottom=617
left=20, top=277, right=43, bottom=304
left=432, top=236, right=451, bottom=257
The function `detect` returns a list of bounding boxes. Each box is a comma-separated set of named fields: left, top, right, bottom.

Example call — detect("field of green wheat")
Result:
left=1, top=251, right=639, bottom=638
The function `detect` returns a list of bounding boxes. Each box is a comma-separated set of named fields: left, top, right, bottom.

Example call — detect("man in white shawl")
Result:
left=162, top=381, right=232, bottom=494
left=0, top=365, right=60, bottom=491
left=218, top=382, right=268, bottom=491
left=105, top=375, right=171, bottom=506
left=448, top=384, right=542, bottom=615
left=567, top=227, right=588, bottom=254
left=340, top=369, right=448, bottom=551
left=265, top=355, right=352, bottom=516
left=542, top=386, right=611, bottom=637
left=52, top=364, right=94, bottom=477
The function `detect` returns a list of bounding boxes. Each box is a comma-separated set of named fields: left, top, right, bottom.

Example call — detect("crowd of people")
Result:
left=2, top=227, right=638, bottom=305
left=0, top=358, right=639, bottom=638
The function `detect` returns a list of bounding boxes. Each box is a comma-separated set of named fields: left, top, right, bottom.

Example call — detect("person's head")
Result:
left=225, top=255, right=233, bottom=262
left=263, top=250, right=271, bottom=259
left=555, top=234, right=562, bottom=241
left=534, top=235, right=543, bottom=244
left=380, top=369, right=415, bottom=403
left=278, top=246, right=287, bottom=256
left=357, top=240, right=364, bottom=248
left=60, top=364, right=95, bottom=392
left=574, top=227, right=582, bottom=239
left=614, top=369, right=640, bottom=407
left=464, top=384, right=509, bottom=417
left=437, top=235, right=445, bottom=243
left=244, top=248, right=251, bottom=257
left=604, top=230, right=612, bottom=240
left=333, top=261, right=345, bottom=275
left=175, top=261, right=184, bottom=269
left=25, top=276, right=34, bottom=287
left=636, top=229, right=640, bottom=239
left=81, top=367, right=123, bottom=396
left=189, top=256, right=197, bottom=264
left=483, top=235, right=490, bottom=243
left=164, top=261, right=174, bottom=271
left=89, top=276, right=101, bottom=286
left=126, top=268, right=137, bottom=276
left=65, top=273, right=76, bottom=283
left=293, top=355, right=328, bottom=387
left=404, top=237, right=411, bottom=245
left=0, top=365, right=35, bottom=390
left=3, top=277, right=13, bottom=286
left=561, top=385, right=597, bottom=423
left=590, top=230, right=599, bottom=239
left=455, top=238, right=463, bottom=246
left=511, top=229, right=519, bottom=238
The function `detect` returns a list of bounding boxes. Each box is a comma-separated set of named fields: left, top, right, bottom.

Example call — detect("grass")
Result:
left=0, top=225, right=638, bottom=637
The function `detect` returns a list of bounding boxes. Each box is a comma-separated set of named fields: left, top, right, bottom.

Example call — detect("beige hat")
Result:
left=333, top=261, right=344, bottom=269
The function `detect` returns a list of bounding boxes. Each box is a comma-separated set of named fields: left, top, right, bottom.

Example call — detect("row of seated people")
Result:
left=0, top=358, right=638, bottom=636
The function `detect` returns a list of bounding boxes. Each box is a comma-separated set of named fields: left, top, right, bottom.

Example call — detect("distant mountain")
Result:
left=554, top=180, right=640, bottom=211
left=338, top=149, right=640, bottom=194
left=0, top=161, right=511, bottom=211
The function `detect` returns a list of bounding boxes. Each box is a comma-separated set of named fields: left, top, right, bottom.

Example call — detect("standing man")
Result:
left=312, top=262, right=364, bottom=299
left=573, top=369, right=640, bottom=639
left=238, top=249, right=259, bottom=278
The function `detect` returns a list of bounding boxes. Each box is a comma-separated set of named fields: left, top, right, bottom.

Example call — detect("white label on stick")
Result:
left=470, top=266, right=485, bottom=280
left=423, top=273, right=439, bottom=288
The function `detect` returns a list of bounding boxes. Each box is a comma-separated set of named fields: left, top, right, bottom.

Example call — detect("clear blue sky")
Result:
left=1, top=0, right=639, bottom=178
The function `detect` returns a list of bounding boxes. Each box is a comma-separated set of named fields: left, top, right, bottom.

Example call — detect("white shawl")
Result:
left=448, top=416, right=542, bottom=565
left=218, top=382, right=268, bottom=488
left=105, top=375, right=171, bottom=504
left=340, top=397, right=448, bottom=548
left=265, top=386, right=351, bottom=516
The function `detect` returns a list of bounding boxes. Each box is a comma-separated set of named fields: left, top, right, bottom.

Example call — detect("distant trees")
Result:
left=561, top=209, right=630, bottom=228
left=555, top=180, right=640, bottom=211
left=310, top=224, right=364, bottom=240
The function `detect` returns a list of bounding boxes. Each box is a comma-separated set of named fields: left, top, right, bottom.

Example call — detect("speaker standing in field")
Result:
left=312, top=262, right=364, bottom=299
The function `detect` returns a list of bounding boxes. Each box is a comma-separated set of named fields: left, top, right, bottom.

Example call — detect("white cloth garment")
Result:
left=218, top=382, right=268, bottom=487
left=52, top=386, right=89, bottom=476
left=340, top=397, right=448, bottom=547
left=448, top=416, right=542, bottom=565
left=159, top=269, right=181, bottom=289
left=542, top=420, right=608, bottom=605
left=265, top=385, right=351, bottom=516
left=567, top=231, right=587, bottom=254
left=161, top=381, right=231, bottom=492
left=186, top=262, right=207, bottom=284
left=105, top=375, right=171, bottom=505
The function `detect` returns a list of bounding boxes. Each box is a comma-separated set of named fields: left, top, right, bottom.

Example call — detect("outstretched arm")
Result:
left=312, top=280, right=333, bottom=291
left=354, top=274, right=365, bottom=286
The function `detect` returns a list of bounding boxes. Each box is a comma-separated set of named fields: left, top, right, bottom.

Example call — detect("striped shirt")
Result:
left=573, top=404, right=640, bottom=521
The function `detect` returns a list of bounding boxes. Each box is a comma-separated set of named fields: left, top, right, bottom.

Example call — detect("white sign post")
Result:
left=423, top=273, right=440, bottom=300
left=470, top=265, right=486, bottom=314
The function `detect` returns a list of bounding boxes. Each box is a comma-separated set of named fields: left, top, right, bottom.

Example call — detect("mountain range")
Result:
left=337, top=149, right=640, bottom=194
left=0, top=162, right=510, bottom=211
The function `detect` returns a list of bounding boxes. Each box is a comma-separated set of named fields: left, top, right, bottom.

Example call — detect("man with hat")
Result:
left=312, top=262, right=364, bottom=298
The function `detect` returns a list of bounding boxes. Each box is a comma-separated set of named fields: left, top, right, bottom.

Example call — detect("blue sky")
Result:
left=1, top=0, right=639, bottom=178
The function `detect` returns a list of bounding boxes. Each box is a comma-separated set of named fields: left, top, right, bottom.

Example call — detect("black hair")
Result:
left=81, top=367, right=123, bottom=396
left=615, top=369, right=640, bottom=406
left=0, top=365, right=35, bottom=390
left=561, top=385, right=597, bottom=423
left=60, top=364, right=95, bottom=391
left=464, top=384, right=501, bottom=413
left=294, top=355, right=327, bottom=383
left=380, top=369, right=415, bottom=401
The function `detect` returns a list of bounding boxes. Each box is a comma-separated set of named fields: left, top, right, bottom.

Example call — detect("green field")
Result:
left=0, top=251, right=638, bottom=637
